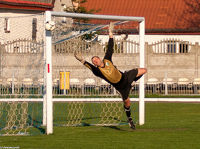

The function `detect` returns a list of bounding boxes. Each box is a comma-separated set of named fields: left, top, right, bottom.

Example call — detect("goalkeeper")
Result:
left=74, top=22, right=147, bottom=129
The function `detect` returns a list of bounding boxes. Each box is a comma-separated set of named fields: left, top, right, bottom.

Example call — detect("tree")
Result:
left=64, top=0, right=101, bottom=41
left=64, top=0, right=100, bottom=14
left=180, top=0, right=200, bottom=29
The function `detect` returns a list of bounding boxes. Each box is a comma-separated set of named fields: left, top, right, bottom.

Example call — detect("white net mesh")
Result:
left=53, top=101, right=130, bottom=127
left=0, top=13, right=45, bottom=136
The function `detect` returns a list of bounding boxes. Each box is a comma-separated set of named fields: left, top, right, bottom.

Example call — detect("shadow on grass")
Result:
left=104, top=125, right=136, bottom=132
left=28, top=115, right=46, bottom=135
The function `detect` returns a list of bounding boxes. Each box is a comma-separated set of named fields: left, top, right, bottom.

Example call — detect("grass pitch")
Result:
left=0, top=102, right=200, bottom=149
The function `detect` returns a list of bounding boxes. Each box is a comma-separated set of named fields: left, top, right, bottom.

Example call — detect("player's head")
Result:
left=91, top=56, right=102, bottom=67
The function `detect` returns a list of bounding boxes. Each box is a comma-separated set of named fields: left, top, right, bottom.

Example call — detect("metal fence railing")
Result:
left=0, top=81, right=199, bottom=97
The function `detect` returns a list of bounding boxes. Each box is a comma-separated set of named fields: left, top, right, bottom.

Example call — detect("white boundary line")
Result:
left=0, top=98, right=200, bottom=102
left=144, top=98, right=200, bottom=102
left=0, top=98, right=43, bottom=102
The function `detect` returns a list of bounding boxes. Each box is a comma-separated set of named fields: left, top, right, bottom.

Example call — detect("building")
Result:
left=0, top=0, right=72, bottom=42
left=81, top=0, right=200, bottom=43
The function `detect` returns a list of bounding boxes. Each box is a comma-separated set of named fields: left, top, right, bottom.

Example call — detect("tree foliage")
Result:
left=64, top=0, right=100, bottom=14
left=181, top=0, right=200, bottom=29
left=64, top=0, right=101, bottom=42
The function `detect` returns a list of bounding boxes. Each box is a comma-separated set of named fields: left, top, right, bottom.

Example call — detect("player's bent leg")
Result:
left=133, top=68, right=147, bottom=82
left=123, top=98, right=136, bottom=129
left=124, top=98, right=131, bottom=108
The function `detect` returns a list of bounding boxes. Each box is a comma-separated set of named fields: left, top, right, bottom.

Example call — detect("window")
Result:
left=179, top=43, right=188, bottom=53
left=32, top=18, right=37, bottom=40
left=4, top=18, right=10, bottom=33
left=167, top=41, right=176, bottom=53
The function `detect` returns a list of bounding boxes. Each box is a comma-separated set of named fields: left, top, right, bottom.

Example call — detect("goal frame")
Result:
left=45, top=11, right=145, bottom=134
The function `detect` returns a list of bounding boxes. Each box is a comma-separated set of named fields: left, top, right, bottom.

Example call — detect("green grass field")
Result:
left=0, top=102, right=200, bottom=149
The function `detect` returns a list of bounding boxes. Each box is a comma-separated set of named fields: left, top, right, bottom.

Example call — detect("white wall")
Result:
left=0, top=9, right=44, bottom=43
left=98, top=35, right=200, bottom=45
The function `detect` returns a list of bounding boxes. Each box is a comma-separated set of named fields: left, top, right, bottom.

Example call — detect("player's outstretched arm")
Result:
left=74, top=51, right=101, bottom=76
left=74, top=51, right=85, bottom=64
left=104, top=22, right=114, bottom=60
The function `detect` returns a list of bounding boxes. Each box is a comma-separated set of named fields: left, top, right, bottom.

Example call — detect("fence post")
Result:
left=12, top=72, right=15, bottom=94
left=165, top=72, right=168, bottom=95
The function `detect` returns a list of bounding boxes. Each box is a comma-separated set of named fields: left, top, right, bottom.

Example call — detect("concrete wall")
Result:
left=0, top=39, right=199, bottom=85
left=146, top=42, right=200, bottom=83
left=1, top=38, right=200, bottom=86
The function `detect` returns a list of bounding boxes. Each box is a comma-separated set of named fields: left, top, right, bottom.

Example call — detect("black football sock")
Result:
left=124, top=105, right=132, bottom=120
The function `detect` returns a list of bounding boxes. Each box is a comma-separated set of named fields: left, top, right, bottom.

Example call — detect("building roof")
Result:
left=0, top=0, right=55, bottom=11
left=82, top=0, right=200, bottom=34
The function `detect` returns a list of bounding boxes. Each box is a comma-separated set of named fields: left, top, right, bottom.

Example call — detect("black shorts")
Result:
left=116, top=68, right=138, bottom=100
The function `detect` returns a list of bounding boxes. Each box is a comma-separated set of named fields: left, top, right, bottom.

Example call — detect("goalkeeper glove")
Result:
left=74, top=51, right=85, bottom=64
left=109, top=22, right=114, bottom=34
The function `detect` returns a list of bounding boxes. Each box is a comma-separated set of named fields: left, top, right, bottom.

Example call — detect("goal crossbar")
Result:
left=50, top=11, right=145, bottom=22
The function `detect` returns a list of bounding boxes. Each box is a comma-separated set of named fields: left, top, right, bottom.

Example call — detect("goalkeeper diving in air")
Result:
left=74, top=22, right=147, bottom=129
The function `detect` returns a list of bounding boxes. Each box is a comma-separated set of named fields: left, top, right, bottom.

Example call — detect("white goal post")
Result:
left=45, top=11, right=145, bottom=134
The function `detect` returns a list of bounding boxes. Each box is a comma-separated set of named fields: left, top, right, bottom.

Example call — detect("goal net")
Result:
left=46, top=12, right=145, bottom=134
left=0, top=13, right=45, bottom=136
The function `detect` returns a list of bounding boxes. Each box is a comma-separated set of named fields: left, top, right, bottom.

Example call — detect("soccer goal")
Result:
left=45, top=11, right=145, bottom=134
left=0, top=11, right=145, bottom=136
